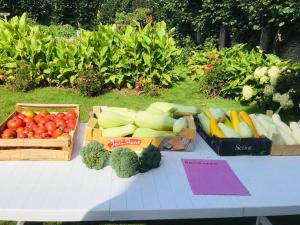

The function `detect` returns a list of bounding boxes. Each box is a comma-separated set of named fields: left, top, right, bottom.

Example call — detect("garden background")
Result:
left=0, top=0, right=299, bottom=122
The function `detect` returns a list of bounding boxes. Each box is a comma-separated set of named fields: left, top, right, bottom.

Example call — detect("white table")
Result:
left=0, top=124, right=300, bottom=224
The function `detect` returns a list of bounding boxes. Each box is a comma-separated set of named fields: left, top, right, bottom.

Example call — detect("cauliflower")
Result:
left=254, top=67, right=268, bottom=79
left=259, top=75, right=269, bottom=85
left=110, top=148, right=139, bottom=178
left=242, top=85, right=254, bottom=100
left=263, top=85, right=275, bottom=97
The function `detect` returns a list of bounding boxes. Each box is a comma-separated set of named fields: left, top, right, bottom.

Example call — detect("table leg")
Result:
left=256, top=216, right=273, bottom=225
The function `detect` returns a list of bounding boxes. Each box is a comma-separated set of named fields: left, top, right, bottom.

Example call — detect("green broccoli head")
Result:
left=81, top=140, right=109, bottom=170
left=110, top=148, right=139, bottom=178
left=139, top=144, right=161, bottom=173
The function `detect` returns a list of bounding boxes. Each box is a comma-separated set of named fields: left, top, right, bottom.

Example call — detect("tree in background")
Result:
left=153, top=0, right=200, bottom=45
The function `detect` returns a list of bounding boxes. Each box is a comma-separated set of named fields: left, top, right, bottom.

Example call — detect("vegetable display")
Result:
left=81, top=142, right=163, bottom=177
left=1, top=109, right=77, bottom=139
left=198, top=108, right=258, bottom=138
left=110, top=148, right=139, bottom=178
left=250, top=113, right=300, bottom=145
left=198, top=107, right=300, bottom=146
left=95, top=102, right=197, bottom=138
left=81, top=140, right=109, bottom=170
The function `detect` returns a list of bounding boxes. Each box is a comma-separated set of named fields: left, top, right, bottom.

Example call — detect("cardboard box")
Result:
left=266, top=110, right=300, bottom=156
left=0, top=103, right=80, bottom=161
left=85, top=106, right=196, bottom=151
left=196, top=119, right=271, bottom=156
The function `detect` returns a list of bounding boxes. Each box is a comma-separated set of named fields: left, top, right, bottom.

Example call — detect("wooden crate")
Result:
left=0, top=103, right=80, bottom=160
left=85, top=106, right=196, bottom=151
left=265, top=110, right=300, bottom=156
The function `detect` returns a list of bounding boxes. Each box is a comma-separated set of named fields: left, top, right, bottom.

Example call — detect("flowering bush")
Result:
left=188, top=44, right=286, bottom=99
left=263, top=65, right=300, bottom=115
left=188, top=44, right=300, bottom=114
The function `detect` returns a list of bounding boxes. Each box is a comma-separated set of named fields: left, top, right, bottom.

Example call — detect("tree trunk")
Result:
left=259, top=25, right=276, bottom=53
left=196, top=31, right=201, bottom=44
left=219, top=24, right=229, bottom=49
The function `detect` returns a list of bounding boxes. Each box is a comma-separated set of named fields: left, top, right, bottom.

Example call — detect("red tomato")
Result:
left=39, top=110, right=49, bottom=117
left=16, top=127, right=25, bottom=134
left=1, top=129, right=16, bottom=138
left=66, top=110, right=77, bottom=119
left=41, top=132, right=50, bottom=139
left=34, top=133, right=41, bottom=138
left=26, top=122, right=38, bottom=131
left=17, top=113, right=26, bottom=121
left=39, top=116, right=50, bottom=125
left=35, top=127, right=47, bottom=136
left=12, top=116, right=24, bottom=124
left=23, top=128, right=29, bottom=135
left=34, top=115, right=43, bottom=124
left=7, top=119, right=24, bottom=130
left=45, top=121, right=56, bottom=132
left=28, top=131, right=34, bottom=138
left=52, top=129, right=63, bottom=138
left=64, top=127, right=71, bottom=133
left=56, top=119, right=66, bottom=130
left=56, top=112, right=65, bottom=118
left=67, top=119, right=76, bottom=130
left=23, top=116, right=33, bottom=124
left=17, top=131, right=28, bottom=138
left=46, top=114, right=55, bottom=121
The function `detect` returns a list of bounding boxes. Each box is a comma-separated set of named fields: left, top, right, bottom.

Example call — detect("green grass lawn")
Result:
left=0, top=79, right=259, bottom=123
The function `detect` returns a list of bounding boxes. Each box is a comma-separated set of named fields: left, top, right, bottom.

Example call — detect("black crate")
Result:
left=195, top=118, right=271, bottom=156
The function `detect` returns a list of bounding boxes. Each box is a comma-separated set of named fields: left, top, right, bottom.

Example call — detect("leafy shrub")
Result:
left=6, top=61, right=37, bottom=92
left=75, top=68, right=105, bottom=97
left=110, top=148, right=139, bottom=178
left=81, top=140, right=110, bottom=170
left=0, top=14, right=181, bottom=91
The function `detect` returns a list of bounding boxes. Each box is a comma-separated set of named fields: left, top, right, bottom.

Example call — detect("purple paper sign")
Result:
left=182, top=159, right=250, bottom=196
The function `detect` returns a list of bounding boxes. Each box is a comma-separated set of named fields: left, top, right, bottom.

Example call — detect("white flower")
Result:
left=254, top=67, right=268, bottom=79
left=263, top=85, right=275, bottom=97
left=272, top=91, right=294, bottom=110
left=242, top=85, right=253, bottom=100
left=268, top=66, right=281, bottom=86
left=259, top=75, right=269, bottom=84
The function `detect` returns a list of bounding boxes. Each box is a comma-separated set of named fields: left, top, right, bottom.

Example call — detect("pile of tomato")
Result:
left=1, top=109, right=77, bottom=139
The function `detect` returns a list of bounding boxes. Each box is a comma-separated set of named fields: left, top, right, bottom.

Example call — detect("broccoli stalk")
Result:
left=81, top=140, right=109, bottom=170
left=110, top=148, right=139, bottom=178
left=139, top=144, right=161, bottom=173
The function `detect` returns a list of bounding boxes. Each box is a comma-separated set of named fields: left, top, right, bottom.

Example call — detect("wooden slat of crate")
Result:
left=0, top=103, right=80, bottom=161
left=266, top=110, right=300, bottom=156
left=271, top=144, right=300, bottom=155
left=0, top=149, right=70, bottom=160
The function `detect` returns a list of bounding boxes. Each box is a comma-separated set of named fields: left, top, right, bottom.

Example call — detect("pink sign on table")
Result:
left=182, top=159, right=250, bottom=196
